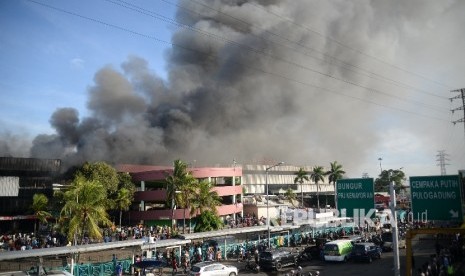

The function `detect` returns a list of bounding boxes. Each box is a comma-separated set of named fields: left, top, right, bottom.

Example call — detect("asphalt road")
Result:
left=232, top=235, right=456, bottom=276
left=0, top=233, right=457, bottom=276
left=229, top=249, right=405, bottom=276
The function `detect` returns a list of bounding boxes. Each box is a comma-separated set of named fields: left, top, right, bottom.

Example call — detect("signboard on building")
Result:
left=410, top=175, right=463, bottom=222
left=336, top=178, right=375, bottom=218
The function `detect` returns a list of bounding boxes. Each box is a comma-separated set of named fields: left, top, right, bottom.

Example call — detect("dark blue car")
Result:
left=351, top=242, right=382, bottom=263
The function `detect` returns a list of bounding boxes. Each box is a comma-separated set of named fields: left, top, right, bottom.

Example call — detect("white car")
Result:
left=0, top=270, right=72, bottom=276
left=190, top=261, right=238, bottom=276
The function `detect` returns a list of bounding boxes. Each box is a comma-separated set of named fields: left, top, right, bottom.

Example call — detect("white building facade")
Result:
left=241, top=164, right=334, bottom=196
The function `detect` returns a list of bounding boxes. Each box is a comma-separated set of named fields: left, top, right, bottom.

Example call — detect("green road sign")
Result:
left=336, top=178, right=375, bottom=218
left=410, top=175, right=462, bottom=222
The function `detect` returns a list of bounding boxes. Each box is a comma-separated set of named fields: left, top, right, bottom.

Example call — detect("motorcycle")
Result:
left=287, top=266, right=320, bottom=276
left=244, top=259, right=260, bottom=273
left=288, top=266, right=304, bottom=276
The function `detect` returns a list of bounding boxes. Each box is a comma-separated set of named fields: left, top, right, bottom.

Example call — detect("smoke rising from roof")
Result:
left=2, top=0, right=463, bottom=175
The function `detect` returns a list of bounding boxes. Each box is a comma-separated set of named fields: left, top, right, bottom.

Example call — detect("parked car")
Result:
left=259, top=249, right=298, bottom=271
left=351, top=242, right=382, bottom=263
left=189, top=261, right=238, bottom=276
left=0, top=270, right=73, bottom=276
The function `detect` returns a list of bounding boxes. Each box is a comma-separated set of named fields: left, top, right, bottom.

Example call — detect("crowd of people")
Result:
left=415, top=234, right=464, bottom=276
left=224, top=213, right=266, bottom=228
left=0, top=231, right=67, bottom=251
left=0, top=213, right=271, bottom=252
left=0, top=224, right=177, bottom=252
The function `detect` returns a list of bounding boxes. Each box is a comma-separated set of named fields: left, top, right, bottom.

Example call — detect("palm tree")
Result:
left=189, top=180, right=222, bottom=232
left=32, top=193, right=52, bottom=234
left=326, top=161, right=346, bottom=209
left=177, top=175, right=198, bottom=233
left=191, top=180, right=222, bottom=215
left=284, top=188, right=297, bottom=207
left=114, top=188, right=133, bottom=228
left=165, top=159, right=192, bottom=231
left=309, top=166, right=326, bottom=209
left=294, top=167, right=309, bottom=207
left=61, top=175, right=112, bottom=245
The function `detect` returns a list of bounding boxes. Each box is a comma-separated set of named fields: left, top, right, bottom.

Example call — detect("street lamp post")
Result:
left=378, top=157, right=383, bottom=174
left=266, top=162, right=284, bottom=249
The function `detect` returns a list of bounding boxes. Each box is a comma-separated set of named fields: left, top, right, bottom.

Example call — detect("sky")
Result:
left=1, top=0, right=465, bottom=180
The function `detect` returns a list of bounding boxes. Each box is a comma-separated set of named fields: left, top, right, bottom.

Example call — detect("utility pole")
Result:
left=436, top=150, right=450, bottom=176
left=451, top=88, right=465, bottom=137
left=390, top=180, right=400, bottom=276
left=378, top=157, right=383, bottom=174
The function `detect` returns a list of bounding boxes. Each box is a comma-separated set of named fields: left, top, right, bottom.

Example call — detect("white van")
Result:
left=323, top=239, right=353, bottom=262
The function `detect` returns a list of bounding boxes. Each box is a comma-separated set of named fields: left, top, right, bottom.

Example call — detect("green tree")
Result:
left=284, top=188, right=297, bottom=207
left=165, top=159, right=192, bottom=231
left=294, top=167, right=309, bottom=207
left=114, top=188, right=133, bottom=228
left=165, top=159, right=190, bottom=209
left=177, top=174, right=198, bottom=233
left=375, top=169, right=405, bottom=192
left=77, top=162, right=120, bottom=195
left=190, top=180, right=222, bottom=232
left=32, top=193, right=52, bottom=234
left=326, top=161, right=346, bottom=184
left=191, top=180, right=222, bottom=214
left=310, top=166, right=326, bottom=208
left=75, top=162, right=135, bottom=224
left=60, top=175, right=112, bottom=245
left=117, top=172, right=136, bottom=194
left=326, top=161, right=346, bottom=208
left=194, top=210, right=223, bottom=232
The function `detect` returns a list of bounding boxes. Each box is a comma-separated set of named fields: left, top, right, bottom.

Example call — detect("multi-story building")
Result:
left=241, top=164, right=334, bottom=221
left=118, top=163, right=335, bottom=228
left=0, top=157, right=61, bottom=232
left=117, top=164, right=243, bottom=227
left=242, top=164, right=333, bottom=202
left=0, top=158, right=335, bottom=233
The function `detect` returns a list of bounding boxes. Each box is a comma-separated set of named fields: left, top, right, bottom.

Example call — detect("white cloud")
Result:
left=70, top=58, right=85, bottom=69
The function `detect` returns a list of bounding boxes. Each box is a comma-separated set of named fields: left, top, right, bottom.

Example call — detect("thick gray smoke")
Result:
left=2, top=0, right=460, bottom=175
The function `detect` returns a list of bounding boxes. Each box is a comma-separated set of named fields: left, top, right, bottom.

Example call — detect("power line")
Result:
left=247, top=1, right=452, bottom=90
left=26, top=0, right=452, bottom=122
left=105, top=0, right=451, bottom=114
left=170, top=0, right=448, bottom=101
left=451, top=88, right=465, bottom=143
